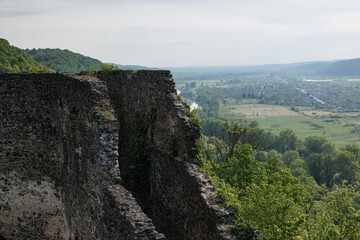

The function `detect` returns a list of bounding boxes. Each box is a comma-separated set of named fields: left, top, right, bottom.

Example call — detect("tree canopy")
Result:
left=25, top=48, right=102, bottom=73
left=0, top=38, right=48, bottom=73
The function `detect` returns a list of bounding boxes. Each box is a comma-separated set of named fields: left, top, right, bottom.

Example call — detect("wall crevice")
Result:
left=98, top=70, right=235, bottom=240
left=0, top=71, right=234, bottom=240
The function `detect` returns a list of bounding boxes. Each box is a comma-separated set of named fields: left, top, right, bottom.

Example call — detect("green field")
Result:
left=176, top=79, right=222, bottom=89
left=221, top=104, right=360, bottom=148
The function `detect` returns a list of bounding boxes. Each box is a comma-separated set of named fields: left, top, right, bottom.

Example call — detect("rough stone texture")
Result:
left=0, top=73, right=162, bottom=239
left=98, top=70, right=234, bottom=240
left=0, top=71, right=234, bottom=240
left=103, top=185, right=165, bottom=240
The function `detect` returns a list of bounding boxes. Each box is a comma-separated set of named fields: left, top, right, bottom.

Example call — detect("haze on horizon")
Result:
left=1, top=0, right=360, bottom=67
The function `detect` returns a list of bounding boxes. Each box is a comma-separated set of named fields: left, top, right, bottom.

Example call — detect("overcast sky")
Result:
left=1, top=0, right=360, bottom=67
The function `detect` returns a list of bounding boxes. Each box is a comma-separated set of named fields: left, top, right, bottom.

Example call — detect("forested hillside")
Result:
left=319, top=58, right=360, bottom=76
left=0, top=38, right=47, bottom=73
left=25, top=48, right=102, bottom=73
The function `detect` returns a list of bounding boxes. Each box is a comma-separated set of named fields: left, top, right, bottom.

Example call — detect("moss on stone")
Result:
left=100, top=109, right=115, bottom=120
left=117, top=93, right=125, bottom=149
left=163, top=132, right=178, bottom=158
left=132, top=109, right=157, bottom=212
left=183, top=108, right=202, bottom=130
left=181, top=108, right=202, bottom=164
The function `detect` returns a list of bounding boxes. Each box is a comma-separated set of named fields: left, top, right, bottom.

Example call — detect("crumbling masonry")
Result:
left=0, top=71, right=234, bottom=239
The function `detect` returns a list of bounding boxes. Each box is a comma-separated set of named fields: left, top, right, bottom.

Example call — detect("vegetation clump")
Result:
left=183, top=107, right=202, bottom=130
left=163, top=132, right=179, bottom=157
left=196, top=115, right=360, bottom=239
left=80, top=64, right=96, bottom=76
left=200, top=139, right=360, bottom=239
left=100, top=109, right=115, bottom=120
left=100, top=63, right=121, bottom=74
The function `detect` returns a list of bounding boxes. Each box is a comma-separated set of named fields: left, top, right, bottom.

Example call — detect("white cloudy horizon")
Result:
left=1, top=0, right=360, bottom=67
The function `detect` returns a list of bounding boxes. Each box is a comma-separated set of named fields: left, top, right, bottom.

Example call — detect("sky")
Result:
left=1, top=0, right=360, bottom=67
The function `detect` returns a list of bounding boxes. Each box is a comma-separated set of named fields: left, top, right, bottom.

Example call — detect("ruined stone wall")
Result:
left=0, top=71, right=233, bottom=240
left=99, top=70, right=233, bottom=240
left=0, top=73, right=163, bottom=240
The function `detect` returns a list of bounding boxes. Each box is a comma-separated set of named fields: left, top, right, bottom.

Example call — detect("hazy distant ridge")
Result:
left=170, top=58, right=360, bottom=77
left=2, top=37, right=359, bottom=76
left=106, top=63, right=160, bottom=70
left=318, top=58, right=360, bottom=76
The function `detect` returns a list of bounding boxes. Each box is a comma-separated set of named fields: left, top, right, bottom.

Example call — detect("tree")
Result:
left=215, top=144, right=261, bottom=190
left=304, top=136, right=335, bottom=156
left=260, top=132, right=276, bottom=151
left=201, top=118, right=226, bottom=140
left=225, top=123, right=248, bottom=160
left=282, top=150, right=300, bottom=167
left=239, top=126, right=265, bottom=151
left=195, top=95, right=220, bottom=118
left=268, top=149, right=281, bottom=159
left=306, top=153, right=335, bottom=187
left=341, top=144, right=360, bottom=161
left=0, top=38, right=50, bottom=73
left=201, top=141, right=360, bottom=239
left=306, top=183, right=360, bottom=240
left=207, top=144, right=311, bottom=239
left=199, top=135, right=228, bottom=164
left=332, top=151, right=360, bottom=185
left=274, top=129, right=298, bottom=153
left=253, top=151, right=268, bottom=162
left=25, top=48, right=101, bottom=73
left=289, top=158, right=307, bottom=172
left=236, top=155, right=309, bottom=239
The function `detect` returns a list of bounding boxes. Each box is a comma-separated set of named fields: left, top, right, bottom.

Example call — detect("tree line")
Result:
left=195, top=113, right=360, bottom=239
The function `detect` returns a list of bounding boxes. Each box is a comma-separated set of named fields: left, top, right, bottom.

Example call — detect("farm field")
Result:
left=221, top=104, right=360, bottom=148
left=227, top=104, right=298, bottom=118
left=176, top=79, right=222, bottom=88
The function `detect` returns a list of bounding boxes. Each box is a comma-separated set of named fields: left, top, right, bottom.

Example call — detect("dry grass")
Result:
left=302, top=110, right=331, bottom=116
left=100, top=109, right=116, bottom=120
left=228, top=104, right=297, bottom=118
left=76, top=75, right=100, bottom=82
left=302, top=110, right=359, bottom=117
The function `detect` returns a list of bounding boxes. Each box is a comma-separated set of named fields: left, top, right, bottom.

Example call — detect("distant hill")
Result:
left=170, top=62, right=331, bottom=75
left=275, top=61, right=332, bottom=74
left=318, top=58, right=360, bottom=76
left=25, top=48, right=102, bottom=73
left=0, top=38, right=45, bottom=73
left=106, top=63, right=160, bottom=70
left=171, top=58, right=360, bottom=77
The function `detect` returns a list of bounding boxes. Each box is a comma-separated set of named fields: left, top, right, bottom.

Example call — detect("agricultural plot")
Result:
left=227, top=104, right=298, bottom=118
left=222, top=104, right=360, bottom=148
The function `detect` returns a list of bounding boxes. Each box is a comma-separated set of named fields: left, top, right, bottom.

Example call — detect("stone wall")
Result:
left=0, top=71, right=234, bottom=240
left=0, top=73, right=163, bottom=239
left=98, top=70, right=233, bottom=240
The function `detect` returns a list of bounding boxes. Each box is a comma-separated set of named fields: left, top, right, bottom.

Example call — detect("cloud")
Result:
left=1, top=0, right=360, bottom=66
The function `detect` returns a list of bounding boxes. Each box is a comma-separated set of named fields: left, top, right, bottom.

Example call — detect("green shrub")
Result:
left=101, top=63, right=121, bottom=74
left=80, top=64, right=96, bottom=76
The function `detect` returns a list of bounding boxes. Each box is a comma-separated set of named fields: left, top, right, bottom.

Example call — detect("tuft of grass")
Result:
left=100, top=109, right=116, bottom=120
left=80, top=64, right=96, bottom=76
left=100, top=63, right=121, bottom=74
